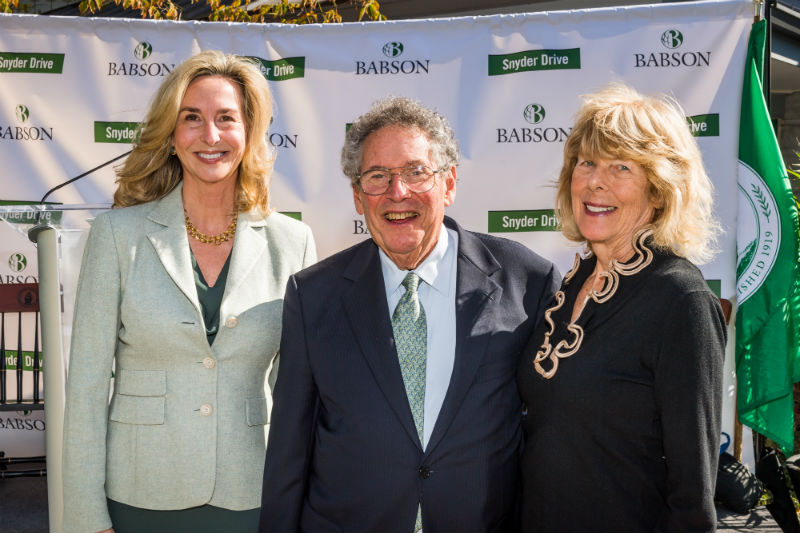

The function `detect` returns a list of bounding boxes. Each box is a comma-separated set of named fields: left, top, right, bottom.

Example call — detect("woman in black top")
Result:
left=517, top=83, right=726, bottom=532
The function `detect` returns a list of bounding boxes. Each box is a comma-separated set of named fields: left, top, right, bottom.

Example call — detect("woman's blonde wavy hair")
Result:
left=556, top=83, right=720, bottom=264
left=113, top=50, right=274, bottom=213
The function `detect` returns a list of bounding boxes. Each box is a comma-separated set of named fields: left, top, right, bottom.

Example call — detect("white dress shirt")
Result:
left=380, top=224, right=458, bottom=450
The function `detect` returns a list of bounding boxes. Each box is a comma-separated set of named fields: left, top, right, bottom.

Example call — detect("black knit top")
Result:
left=517, top=241, right=726, bottom=532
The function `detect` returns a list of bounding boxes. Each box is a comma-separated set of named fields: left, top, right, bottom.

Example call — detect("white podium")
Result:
left=0, top=204, right=109, bottom=533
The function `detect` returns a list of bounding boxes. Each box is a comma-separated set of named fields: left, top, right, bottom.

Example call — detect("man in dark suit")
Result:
left=259, top=97, right=559, bottom=532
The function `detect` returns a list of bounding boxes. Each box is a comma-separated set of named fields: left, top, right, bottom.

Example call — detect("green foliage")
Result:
left=77, top=0, right=181, bottom=18
left=790, top=137, right=800, bottom=207
left=790, top=138, right=800, bottom=237
left=0, top=0, right=386, bottom=23
left=226, top=0, right=386, bottom=23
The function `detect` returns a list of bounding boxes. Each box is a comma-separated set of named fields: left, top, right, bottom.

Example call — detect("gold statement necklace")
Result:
left=533, top=228, right=654, bottom=379
left=184, top=210, right=237, bottom=246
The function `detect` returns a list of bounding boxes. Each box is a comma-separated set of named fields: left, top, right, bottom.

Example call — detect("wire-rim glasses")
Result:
left=357, top=165, right=447, bottom=196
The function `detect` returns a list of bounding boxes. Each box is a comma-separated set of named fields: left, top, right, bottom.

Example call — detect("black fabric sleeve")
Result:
left=654, top=290, right=726, bottom=532
left=259, top=275, right=319, bottom=532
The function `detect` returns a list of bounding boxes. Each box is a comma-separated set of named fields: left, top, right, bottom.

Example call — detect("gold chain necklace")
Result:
left=184, top=211, right=237, bottom=246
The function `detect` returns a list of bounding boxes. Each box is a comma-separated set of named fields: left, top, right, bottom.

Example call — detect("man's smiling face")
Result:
left=352, top=125, right=456, bottom=271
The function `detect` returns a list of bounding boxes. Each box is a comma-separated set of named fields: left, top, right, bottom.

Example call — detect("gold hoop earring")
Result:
left=170, top=146, right=176, bottom=156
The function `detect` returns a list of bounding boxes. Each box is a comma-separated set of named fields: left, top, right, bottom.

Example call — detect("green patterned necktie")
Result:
left=392, top=273, right=427, bottom=533
left=392, top=272, right=427, bottom=446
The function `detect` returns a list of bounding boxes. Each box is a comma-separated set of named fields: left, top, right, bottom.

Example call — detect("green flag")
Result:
left=736, top=19, right=800, bottom=454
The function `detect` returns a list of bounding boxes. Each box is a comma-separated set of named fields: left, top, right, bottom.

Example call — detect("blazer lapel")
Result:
left=424, top=219, right=503, bottom=458
left=146, top=184, right=201, bottom=314
left=220, top=212, right=267, bottom=318
left=341, top=242, right=422, bottom=450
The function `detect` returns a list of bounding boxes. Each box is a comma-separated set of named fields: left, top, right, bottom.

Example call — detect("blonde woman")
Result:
left=62, top=50, right=316, bottom=533
left=517, top=84, right=726, bottom=532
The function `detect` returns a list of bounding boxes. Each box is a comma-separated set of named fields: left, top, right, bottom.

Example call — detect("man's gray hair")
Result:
left=341, top=96, right=460, bottom=187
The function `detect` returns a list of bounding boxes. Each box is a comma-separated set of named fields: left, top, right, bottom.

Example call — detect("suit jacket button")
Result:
left=225, top=316, right=239, bottom=328
left=418, top=466, right=431, bottom=479
left=202, top=356, right=216, bottom=369
left=200, top=403, right=213, bottom=416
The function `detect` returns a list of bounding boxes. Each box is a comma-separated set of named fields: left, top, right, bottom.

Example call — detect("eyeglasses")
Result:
left=357, top=165, right=446, bottom=196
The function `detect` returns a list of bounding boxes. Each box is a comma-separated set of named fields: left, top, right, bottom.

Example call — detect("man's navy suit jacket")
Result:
left=259, top=216, right=559, bottom=532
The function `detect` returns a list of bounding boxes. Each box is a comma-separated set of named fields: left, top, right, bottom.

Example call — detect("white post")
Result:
left=29, top=224, right=65, bottom=533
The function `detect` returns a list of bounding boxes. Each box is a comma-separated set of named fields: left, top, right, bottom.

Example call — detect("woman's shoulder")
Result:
left=627, top=252, right=724, bottom=335
left=91, top=201, right=159, bottom=231
left=246, top=210, right=314, bottom=252
left=245, top=210, right=311, bottom=240
left=261, top=210, right=311, bottom=234
left=646, top=250, right=711, bottom=296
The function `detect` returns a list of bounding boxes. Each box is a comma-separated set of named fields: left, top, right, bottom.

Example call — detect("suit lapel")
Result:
left=146, top=184, right=201, bottom=314
left=424, top=219, right=503, bottom=458
left=341, top=242, right=422, bottom=450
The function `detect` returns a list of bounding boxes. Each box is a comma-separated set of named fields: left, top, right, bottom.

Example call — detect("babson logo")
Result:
left=661, top=29, right=684, bottom=49
left=0, top=258, right=38, bottom=283
left=383, top=42, right=403, bottom=57
left=686, top=114, right=719, bottom=137
left=246, top=56, right=305, bottom=81
left=634, top=29, right=711, bottom=68
left=134, top=42, right=153, bottom=60
left=523, top=104, right=545, bottom=124
left=16, top=105, right=29, bottom=122
left=95, top=121, right=140, bottom=143
left=497, top=103, right=571, bottom=144
left=488, top=210, right=559, bottom=233
left=108, top=42, right=175, bottom=77
left=356, top=41, right=430, bottom=75
left=488, top=49, right=580, bottom=76
left=0, top=52, right=64, bottom=74
left=737, top=162, right=780, bottom=302
left=0, top=104, right=54, bottom=141
left=8, top=253, right=27, bottom=272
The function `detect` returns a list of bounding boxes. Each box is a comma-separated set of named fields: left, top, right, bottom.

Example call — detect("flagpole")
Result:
left=753, top=0, right=768, bottom=464
left=757, top=0, right=775, bottom=464
left=734, top=0, right=766, bottom=464
left=764, top=0, right=773, bottom=105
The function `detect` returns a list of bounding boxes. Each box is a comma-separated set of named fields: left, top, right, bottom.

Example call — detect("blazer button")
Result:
left=200, top=403, right=213, bottom=416
left=202, top=356, right=216, bottom=369
left=418, top=466, right=431, bottom=479
left=225, top=316, right=239, bottom=328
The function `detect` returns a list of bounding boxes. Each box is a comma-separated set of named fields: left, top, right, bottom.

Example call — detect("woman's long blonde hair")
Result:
left=114, top=50, right=274, bottom=213
left=556, top=83, right=720, bottom=264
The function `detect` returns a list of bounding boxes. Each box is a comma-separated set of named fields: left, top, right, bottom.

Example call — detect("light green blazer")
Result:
left=61, top=184, right=316, bottom=533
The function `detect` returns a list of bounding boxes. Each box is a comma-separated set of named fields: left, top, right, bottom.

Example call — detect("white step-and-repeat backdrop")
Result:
left=0, top=0, right=753, bottom=461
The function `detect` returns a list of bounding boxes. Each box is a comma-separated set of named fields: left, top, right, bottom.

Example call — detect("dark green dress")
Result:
left=107, top=251, right=260, bottom=533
